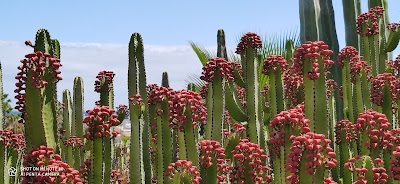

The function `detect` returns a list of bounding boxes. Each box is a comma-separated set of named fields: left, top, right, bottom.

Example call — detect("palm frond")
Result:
left=184, top=73, right=206, bottom=93
left=189, top=42, right=214, bottom=66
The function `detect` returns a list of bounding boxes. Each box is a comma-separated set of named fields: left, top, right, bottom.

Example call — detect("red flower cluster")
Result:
left=345, top=156, right=388, bottom=183
left=356, top=6, right=385, bottom=36
left=110, top=169, right=124, bottom=183
left=148, top=85, right=172, bottom=105
left=228, top=139, right=272, bottom=183
left=262, top=55, right=288, bottom=75
left=283, top=66, right=304, bottom=108
left=79, top=159, right=91, bottom=183
left=326, top=79, right=338, bottom=97
left=390, top=145, right=400, bottom=180
left=94, top=71, right=115, bottom=93
left=350, top=57, right=372, bottom=83
left=200, top=57, right=235, bottom=82
left=223, top=123, right=246, bottom=138
left=387, top=23, right=400, bottom=32
left=200, top=83, right=208, bottom=99
left=370, top=73, right=396, bottom=106
left=293, top=41, right=334, bottom=80
left=234, top=85, right=246, bottom=107
left=231, top=61, right=243, bottom=79
left=0, top=130, right=26, bottom=152
left=116, top=104, right=129, bottom=118
left=167, top=90, right=207, bottom=130
left=235, top=32, right=262, bottom=54
left=198, top=140, right=228, bottom=183
left=22, top=145, right=82, bottom=184
left=386, top=54, right=400, bottom=77
left=269, top=103, right=310, bottom=157
left=63, top=136, right=83, bottom=147
left=15, top=50, right=62, bottom=123
left=337, top=46, right=358, bottom=67
left=356, top=110, right=393, bottom=150
left=165, top=160, right=202, bottom=183
left=286, top=132, right=337, bottom=184
left=83, top=106, right=120, bottom=139
left=335, top=120, right=357, bottom=144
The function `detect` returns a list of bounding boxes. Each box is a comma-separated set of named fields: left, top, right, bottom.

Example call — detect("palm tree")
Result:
left=3, top=94, right=23, bottom=133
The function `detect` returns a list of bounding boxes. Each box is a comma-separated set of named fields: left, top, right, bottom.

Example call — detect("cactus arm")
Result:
left=382, top=85, right=393, bottom=125
left=66, top=146, right=73, bottom=167
left=298, top=153, right=314, bottom=183
left=178, top=131, right=186, bottom=160
left=242, top=43, right=260, bottom=143
left=364, top=157, right=374, bottom=183
left=386, top=29, right=400, bottom=52
left=362, top=35, right=372, bottom=74
left=93, top=132, right=103, bottom=183
left=0, top=63, right=3, bottom=130
left=73, top=77, right=84, bottom=167
left=37, top=31, right=58, bottom=150
left=135, top=33, right=152, bottom=184
left=268, top=71, right=277, bottom=117
left=204, top=74, right=224, bottom=142
left=299, top=0, right=320, bottom=43
left=345, top=61, right=354, bottom=122
left=224, top=83, right=247, bottom=122
left=338, top=137, right=352, bottom=184
left=361, top=71, right=371, bottom=109
left=205, top=159, right=217, bottom=184
left=342, top=0, right=361, bottom=50
left=342, top=63, right=350, bottom=119
left=315, top=65, right=328, bottom=133
left=161, top=100, right=172, bottom=184
left=162, top=72, right=170, bottom=88
left=355, top=75, right=364, bottom=116
left=172, top=172, right=181, bottom=184
left=129, top=33, right=142, bottom=184
left=285, top=39, right=295, bottom=65
left=217, top=29, right=228, bottom=60
left=103, top=136, right=112, bottom=184
left=183, top=109, right=199, bottom=166
left=370, top=36, right=378, bottom=76
left=62, top=90, right=72, bottom=163
left=224, top=135, right=239, bottom=160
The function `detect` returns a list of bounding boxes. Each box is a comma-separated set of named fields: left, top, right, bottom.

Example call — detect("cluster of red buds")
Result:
left=387, top=22, right=400, bottom=32
left=225, top=110, right=231, bottom=126
left=110, top=169, right=124, bottom=183
left=337, top=46, right=358, bottom=67
left=350, top=56, right=372, bottom=83
left=293, top=41, right=334, bottom=80
left=335, top=120, right=357, bottom=144
left=116, top=104, right=129, bottom=119
left=198, top=140, right=228, bottom=183
left=234, top=85, right=246, bottom=107
left=231, top=61, right=243, bottom=79
left=269, top=103, right=310, bottom=157
left=223, top=123, right=246, bottom=139
left=83, top=106, right=121, bottom=139
left=200, top=57, right=236, bottom=82
left=344, top=156, right=388, bottom=183
left=390, top=145, right=400, bottom=180
left=356, top=110, right=393, bottom=150
left=370, top=73, right=396, bottom=106
left=94, top=71, right=115, bottom=93
left=326, top=79, right=338, bottom=98
left=262, top=55, right=288, bottom=75
left=148, top=85, right=172, bottom=105
left=0, top=130, right=26, bottom=152
left=165, top=160, right=202, bottom=183
left=228, top=139, right=272, bottom=183
left=63, top=136, right=84, bottom=147
left=79, top=159, right=91, bottom=183
left=286, top=132, right=337, bottom=184
left=356, top=6, right=385, bottom=36
left=15, top=50, right=62, bottom=122
left=167, top=89, right=207, bottom=130
left=386, top=54, right=400, bottom=77
left=22, top=145, right=82, bottom=184
left=235, top=32, right=262, bottom=54
left=283, top=66, right=304, bottom=108
left=200, top=83, right=208, bottom=99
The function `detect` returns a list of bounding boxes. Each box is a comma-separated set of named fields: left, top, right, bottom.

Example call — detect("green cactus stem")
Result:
left=342, top=0, right=361, bottom=51
left=236, top=32, right=263, bottom=145
left=73, top=77, right=84, bottom=168
left=162, top=72, right=170, bottom=88
left=62, top=90, right=72, bottom=161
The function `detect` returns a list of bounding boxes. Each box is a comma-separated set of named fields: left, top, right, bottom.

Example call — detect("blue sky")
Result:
left=0, top=0, right=400, bottom=110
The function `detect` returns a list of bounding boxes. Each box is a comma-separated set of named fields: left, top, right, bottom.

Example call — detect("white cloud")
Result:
left=0, top=40, right=208, bottom=111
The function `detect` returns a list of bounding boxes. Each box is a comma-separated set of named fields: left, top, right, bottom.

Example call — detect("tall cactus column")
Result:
left=235, top=32, right=264, bottom=145
left=14, top=29, right=62, bottom=151
left=292, top=41, right=334, bottom=133
left=73, top=76, right=84, bottom=168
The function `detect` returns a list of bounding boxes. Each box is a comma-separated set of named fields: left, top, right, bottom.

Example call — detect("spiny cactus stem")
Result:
left=382, top=85, right=393, bottom=125
left=338, top=138, right=351, bottom=184
left=178, top=131, right=186, bottom=160
left=161, top=100, right=172, bottom=184
left=361, top=71, right=372, bottom=109
left=344, top=60, right=354, bottom=122
left=299, top=152, right=314, bottom=183
left=315, top=58, right=328, bottom=133
left=303, top=59, right=315, bottom=130
left=205, top=74, right=224, bottom=142
left=243, top=44, right=260, bottom=144
left=93, top=134, right=103, bottom=183
left=362, top=35, right=372, bottom=74
left=268, top=71, right=277, bottom=117
left=67, top=146, right=73, bottom=167
left=370, top=35, right=378, bottom=76
left=129, top=109, right=141, bottom=184
left=155, top=103, right=164, bottom=184
left=354, top=76, right=364, bottom=117
left=73, top=147, right=80, bottom=170
left=0, top=145, right=4, bottom=184
left=184, top=108, right=199, bottom=167
left=103, top=136, right=112, bottom=184
left=383, top=150, right=393, bottom=184
left=360, top=133, right=370, bottom=156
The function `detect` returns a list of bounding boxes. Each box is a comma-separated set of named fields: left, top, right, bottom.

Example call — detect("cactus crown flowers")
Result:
left=262, top=55, right=289, bottom=75
left=200, top=57, right=236, bottom=82
left=83, top=106, right=120, bottom=139
left=235, top=32, right=262, bottom=54
left=94, top=70, right=115, bottom=93
left=356, top=6, right=385, bottom=36
left=337, top=46, right=358, bottom=67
